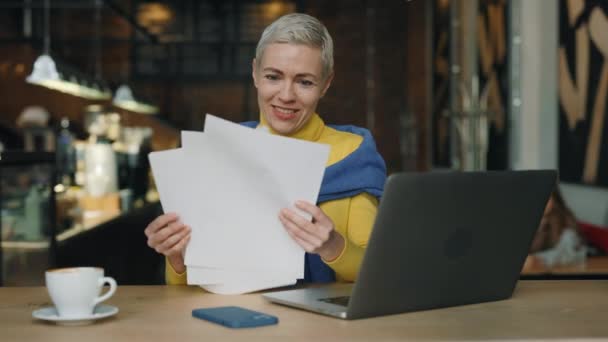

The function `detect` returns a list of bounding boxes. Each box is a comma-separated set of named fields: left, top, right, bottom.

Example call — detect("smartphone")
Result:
left=192, top=306, right=279, bottom=329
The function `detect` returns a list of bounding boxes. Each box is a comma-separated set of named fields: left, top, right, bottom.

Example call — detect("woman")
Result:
left=144, top=13, right=386, bottom=285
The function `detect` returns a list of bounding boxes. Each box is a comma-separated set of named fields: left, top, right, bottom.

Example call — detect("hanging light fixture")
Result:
left=26, top=0, right=111, bottom=100
left=112, top=84, right=159, bottom=114
left=112, top=1, right=159, bottom=114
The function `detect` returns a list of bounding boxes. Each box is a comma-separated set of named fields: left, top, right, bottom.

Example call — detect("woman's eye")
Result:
left=264, top=74, right=279, bottom=81
left=299, top=80, right=314, bottom=87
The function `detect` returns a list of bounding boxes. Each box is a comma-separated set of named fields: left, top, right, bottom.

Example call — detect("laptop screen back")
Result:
left=346, top=170, right=557, bottom=319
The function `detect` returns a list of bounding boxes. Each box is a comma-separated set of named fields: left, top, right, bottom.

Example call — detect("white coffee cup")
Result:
left=45, top=267, right=117, bottom=318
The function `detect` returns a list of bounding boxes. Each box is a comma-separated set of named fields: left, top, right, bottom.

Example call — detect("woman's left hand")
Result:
left=279, top=200, right=345, bottom=261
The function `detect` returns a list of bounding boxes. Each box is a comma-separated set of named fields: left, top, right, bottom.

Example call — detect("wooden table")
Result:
left=521, top=256, right=608, bottom=279
left=1, top=281, right=608, bottom=341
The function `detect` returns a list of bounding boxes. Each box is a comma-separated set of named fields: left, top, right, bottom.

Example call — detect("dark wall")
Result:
left=0, top=0, right=431, bottom=172
left=307, top=0, right=418, bottom=173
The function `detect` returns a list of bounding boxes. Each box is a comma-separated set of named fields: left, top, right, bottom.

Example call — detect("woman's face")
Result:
left=252, top=43, right=333, bottom=135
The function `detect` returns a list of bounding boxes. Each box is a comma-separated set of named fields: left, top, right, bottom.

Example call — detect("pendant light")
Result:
left=26, top=0, right=111, bottom=100
left=112, top=84, right=159, bottom=114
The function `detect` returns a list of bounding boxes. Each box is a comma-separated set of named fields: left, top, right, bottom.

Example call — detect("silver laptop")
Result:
left=263, top=170, right=557, bottom=319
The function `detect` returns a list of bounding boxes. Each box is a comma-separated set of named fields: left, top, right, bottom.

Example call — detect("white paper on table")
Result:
left=181, top=115, right=330, bottom=277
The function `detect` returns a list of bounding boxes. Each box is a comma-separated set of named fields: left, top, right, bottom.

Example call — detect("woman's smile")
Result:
left=272, top=105, right=299, bottom=121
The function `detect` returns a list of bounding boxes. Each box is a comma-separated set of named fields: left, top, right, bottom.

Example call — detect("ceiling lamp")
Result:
left=112, top=84, right=159, bottom=114
left=25, top=0, right=111, bottom=100
left=26, top=55, right=111, bottom=100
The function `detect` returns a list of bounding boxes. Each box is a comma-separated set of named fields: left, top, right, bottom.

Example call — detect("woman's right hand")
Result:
left=144, top=213, right=191, bottom=274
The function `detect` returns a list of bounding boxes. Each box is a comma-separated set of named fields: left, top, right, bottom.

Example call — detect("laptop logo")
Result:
left=444, top=229, right=473, bottom=260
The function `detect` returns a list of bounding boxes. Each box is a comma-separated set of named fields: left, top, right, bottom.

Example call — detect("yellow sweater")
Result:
left=166, top=114, right=379, bottom=284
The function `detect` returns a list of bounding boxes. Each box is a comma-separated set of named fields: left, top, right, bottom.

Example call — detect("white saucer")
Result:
left=32, top=304, right=119, bottom=326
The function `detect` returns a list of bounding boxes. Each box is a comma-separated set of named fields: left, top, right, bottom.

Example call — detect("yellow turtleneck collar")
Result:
left=258, top=113, right=325, bottom=142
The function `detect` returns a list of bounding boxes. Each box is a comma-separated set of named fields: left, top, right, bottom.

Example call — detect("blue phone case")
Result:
left=192, top=306, right=278, bottom=328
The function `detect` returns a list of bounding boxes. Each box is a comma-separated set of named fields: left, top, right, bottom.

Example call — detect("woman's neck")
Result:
left=259, top=113, right=325, bottom=141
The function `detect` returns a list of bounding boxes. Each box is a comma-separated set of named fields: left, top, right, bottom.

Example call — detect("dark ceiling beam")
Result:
left=0, top=0, right=159, bottom=44
left=101, top=0, right=159, bottom=44
left=0, top=0, right=100, bottom=9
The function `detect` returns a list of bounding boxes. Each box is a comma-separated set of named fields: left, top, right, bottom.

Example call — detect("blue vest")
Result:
left=241, top=122, right=386, bottom=282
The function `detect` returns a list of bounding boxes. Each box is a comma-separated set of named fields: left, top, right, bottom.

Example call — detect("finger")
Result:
left=179, top=234, right=191, bottom=258
left=284, top=227, right=316, bottom=252
left=280, top=214, right=324, bottom=248
left=145, top=213, right=179, bottom=236
left=149, top=222, right=180, bottom=248
left=169, top=232, right=191, bottom=258
left=150, top=220, right=187, bottom=247
left=151, top=225, right=186, bottom=250
left=159, top=225, right=191, bottom=253
left=295, top=201, right=330, bottom=225
left=281, top=208, right=328, bottom=240
left=147, top=213, right=179, bottom=235
left=281, top=208, right=316, bottom=232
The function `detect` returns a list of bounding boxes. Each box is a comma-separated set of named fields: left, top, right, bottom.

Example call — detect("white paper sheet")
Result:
left=180, top=130, right=298, bottom=275
left=148, top=148, right=185, bottom=215
left=149, top=114, right=330, bottom=294
left=199, top=280, right=297, bottom=295
left=186, top=265, right=298, bottom=289
left=148, top=148, right=200, bottom=229
left=182, top=116, right=329, bottom=275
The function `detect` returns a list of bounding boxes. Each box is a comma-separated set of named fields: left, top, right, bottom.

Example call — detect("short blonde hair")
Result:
left=255, top=13, right=334, bottom=80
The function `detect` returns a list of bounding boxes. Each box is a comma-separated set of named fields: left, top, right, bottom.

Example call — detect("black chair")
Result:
left=55, top=201, right=165, bottom=285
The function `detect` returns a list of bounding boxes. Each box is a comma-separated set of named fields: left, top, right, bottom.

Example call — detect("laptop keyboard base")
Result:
left=318, top=296, right=350, bottom=307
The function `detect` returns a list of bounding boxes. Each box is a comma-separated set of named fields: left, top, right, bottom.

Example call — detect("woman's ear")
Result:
left=321, top=72, right=334, bottom=98
left=252, top=59, right=259, bottom=88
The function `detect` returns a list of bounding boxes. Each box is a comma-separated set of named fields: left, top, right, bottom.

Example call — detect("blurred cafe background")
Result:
left=1, top=0, right=607, bottom=286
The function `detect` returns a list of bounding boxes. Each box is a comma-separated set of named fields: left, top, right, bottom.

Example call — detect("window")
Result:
left=132, top=0, right=297, bottom=79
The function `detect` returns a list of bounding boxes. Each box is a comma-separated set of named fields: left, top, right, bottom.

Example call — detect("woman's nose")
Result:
left=278, top=82, right=295, bottom=102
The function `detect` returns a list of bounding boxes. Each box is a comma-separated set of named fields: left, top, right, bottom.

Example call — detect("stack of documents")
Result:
left=149, top=114, right=330, bottom=294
